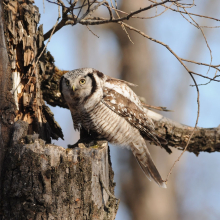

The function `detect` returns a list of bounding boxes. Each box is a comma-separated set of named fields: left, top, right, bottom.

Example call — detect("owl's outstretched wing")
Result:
left=102, top=78, right=166, bottom=146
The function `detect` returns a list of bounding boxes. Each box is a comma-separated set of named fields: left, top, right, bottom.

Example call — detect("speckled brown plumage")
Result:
left=60, top=68, right=167, bottom=188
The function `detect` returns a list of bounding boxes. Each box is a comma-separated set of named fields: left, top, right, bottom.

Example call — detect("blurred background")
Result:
left=37, top=1, right=220, bottom=219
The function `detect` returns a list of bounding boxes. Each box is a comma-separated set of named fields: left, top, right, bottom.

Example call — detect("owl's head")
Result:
left=60, top=68, right=106, bottom=107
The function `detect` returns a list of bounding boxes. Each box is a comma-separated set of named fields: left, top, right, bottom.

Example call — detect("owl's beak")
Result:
left=72, top=85, right=75, bottom=91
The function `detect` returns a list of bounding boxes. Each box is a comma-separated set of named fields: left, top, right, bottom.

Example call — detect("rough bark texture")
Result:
left=1, top=121, right=118, bottom=220
left=41, top=65, right=68, bottom=109
left=0, top=0, right=16, bottom=205
left=151, top=113, right=220, bottom=155
left=3, top=0, right=63, bottom=142
left=0, top=1, right=118, bottom=219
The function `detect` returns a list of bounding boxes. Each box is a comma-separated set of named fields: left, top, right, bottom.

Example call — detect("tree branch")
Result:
left=44, top=0, right=177, bottom=39
left=146, top=110, right=220, bottom=155
left=44, top=17, right=70, bottom=41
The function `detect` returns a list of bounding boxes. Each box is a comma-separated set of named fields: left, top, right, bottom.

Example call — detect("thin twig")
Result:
left=76, top=0, right=87, bottom=22
left=77, top=0, right=106, bottom=23
left=27, top=15, right=61, bottom=85
left=182, top=7, right=213, bottom=75
left=148, top=0, right=220, bottom=22
left=86, top=25, right=99, bottom=38
left=133, top=2, right=174, bottom=19
left=181, top=58, right=220, bottom=72
left=200, top=26, right=220, bottom=28
left=127, top=0, right=174, bottom=20
left=178, top=7, right=198, bottom=28
left=104, top=2, right=113, bottom=21
left=188, top=71, right=220, bottom=82
left=77, top=0, right=176, bottom=25
left=110, top=0, right=134, bottom=44
left=174, top=0, right=195, bottom=9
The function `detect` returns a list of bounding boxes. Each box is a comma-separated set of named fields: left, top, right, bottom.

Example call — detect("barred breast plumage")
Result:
left=60, top=68, right=167, bottom=188
left=80, top=101, right=141, bottom=146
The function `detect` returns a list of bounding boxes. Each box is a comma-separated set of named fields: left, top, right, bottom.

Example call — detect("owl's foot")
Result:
left=68, top=138, right=107, bottom=149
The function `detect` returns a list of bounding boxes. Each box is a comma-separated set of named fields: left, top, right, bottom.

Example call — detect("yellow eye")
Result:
left=79, top=79, right=86, bottom=85
left=66, top=80, right=70, bottom=86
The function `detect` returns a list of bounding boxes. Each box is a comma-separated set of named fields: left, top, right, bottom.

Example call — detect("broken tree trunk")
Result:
left=1, top=121, right=118, bottom=219
left=0, top=1, right=118, bottom=219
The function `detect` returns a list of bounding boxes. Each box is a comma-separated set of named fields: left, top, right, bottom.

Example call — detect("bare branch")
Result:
left=76, top=0, right=87, bottom=22
left=28, top=12, right=61, bottom=85
left=126, top=0, right=173, bottom=20
left=77, top=0, right=107, bottom=23
left=110, top=0, right=134, bottom=44
left=182, top=58, right=220, bottom=73
left=86, top=25, right=100, bottom=38
left=149, top=0, right=220, bottom=22
left=132, top=3, right=174, bottom=19
left=181, top=6, right=213, bottom=75
left=44, top=15, right=72, bottom=40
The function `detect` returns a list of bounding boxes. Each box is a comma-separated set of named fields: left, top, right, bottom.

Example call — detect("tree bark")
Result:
left=0, top=1, right=118, bottom=219
left=0, top=0, right=16, bottom=204
left=1, top=120, right=118, bottom=219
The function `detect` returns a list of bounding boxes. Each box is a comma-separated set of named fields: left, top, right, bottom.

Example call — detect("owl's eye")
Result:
left=79, top=79, right=86, bottom=85
left=66, top=80, right=70, bottom=86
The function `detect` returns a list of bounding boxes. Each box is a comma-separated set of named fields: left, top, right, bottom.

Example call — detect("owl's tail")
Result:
left=131, top=142, right=167, bottom=188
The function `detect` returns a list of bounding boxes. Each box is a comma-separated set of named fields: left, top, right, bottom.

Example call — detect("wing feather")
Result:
left=106, top=76, right=138, bottom=87
left=103, top=80, right=166, bottom=146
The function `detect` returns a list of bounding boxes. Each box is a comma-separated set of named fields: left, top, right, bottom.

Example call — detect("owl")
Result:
left=60, top=68, right=167, bottom=188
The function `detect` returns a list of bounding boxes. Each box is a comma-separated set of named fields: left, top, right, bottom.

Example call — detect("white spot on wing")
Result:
left=110, top=99, right=116, bottom=104
left=118, top=103, right=124, bottom=107
left=145, top=109, right=163, bottom=121
left=105, top=81, right=141, bottom=107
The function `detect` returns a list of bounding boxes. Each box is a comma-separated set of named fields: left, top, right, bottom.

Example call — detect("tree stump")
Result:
left=1, top=122, right=119, bottom=220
